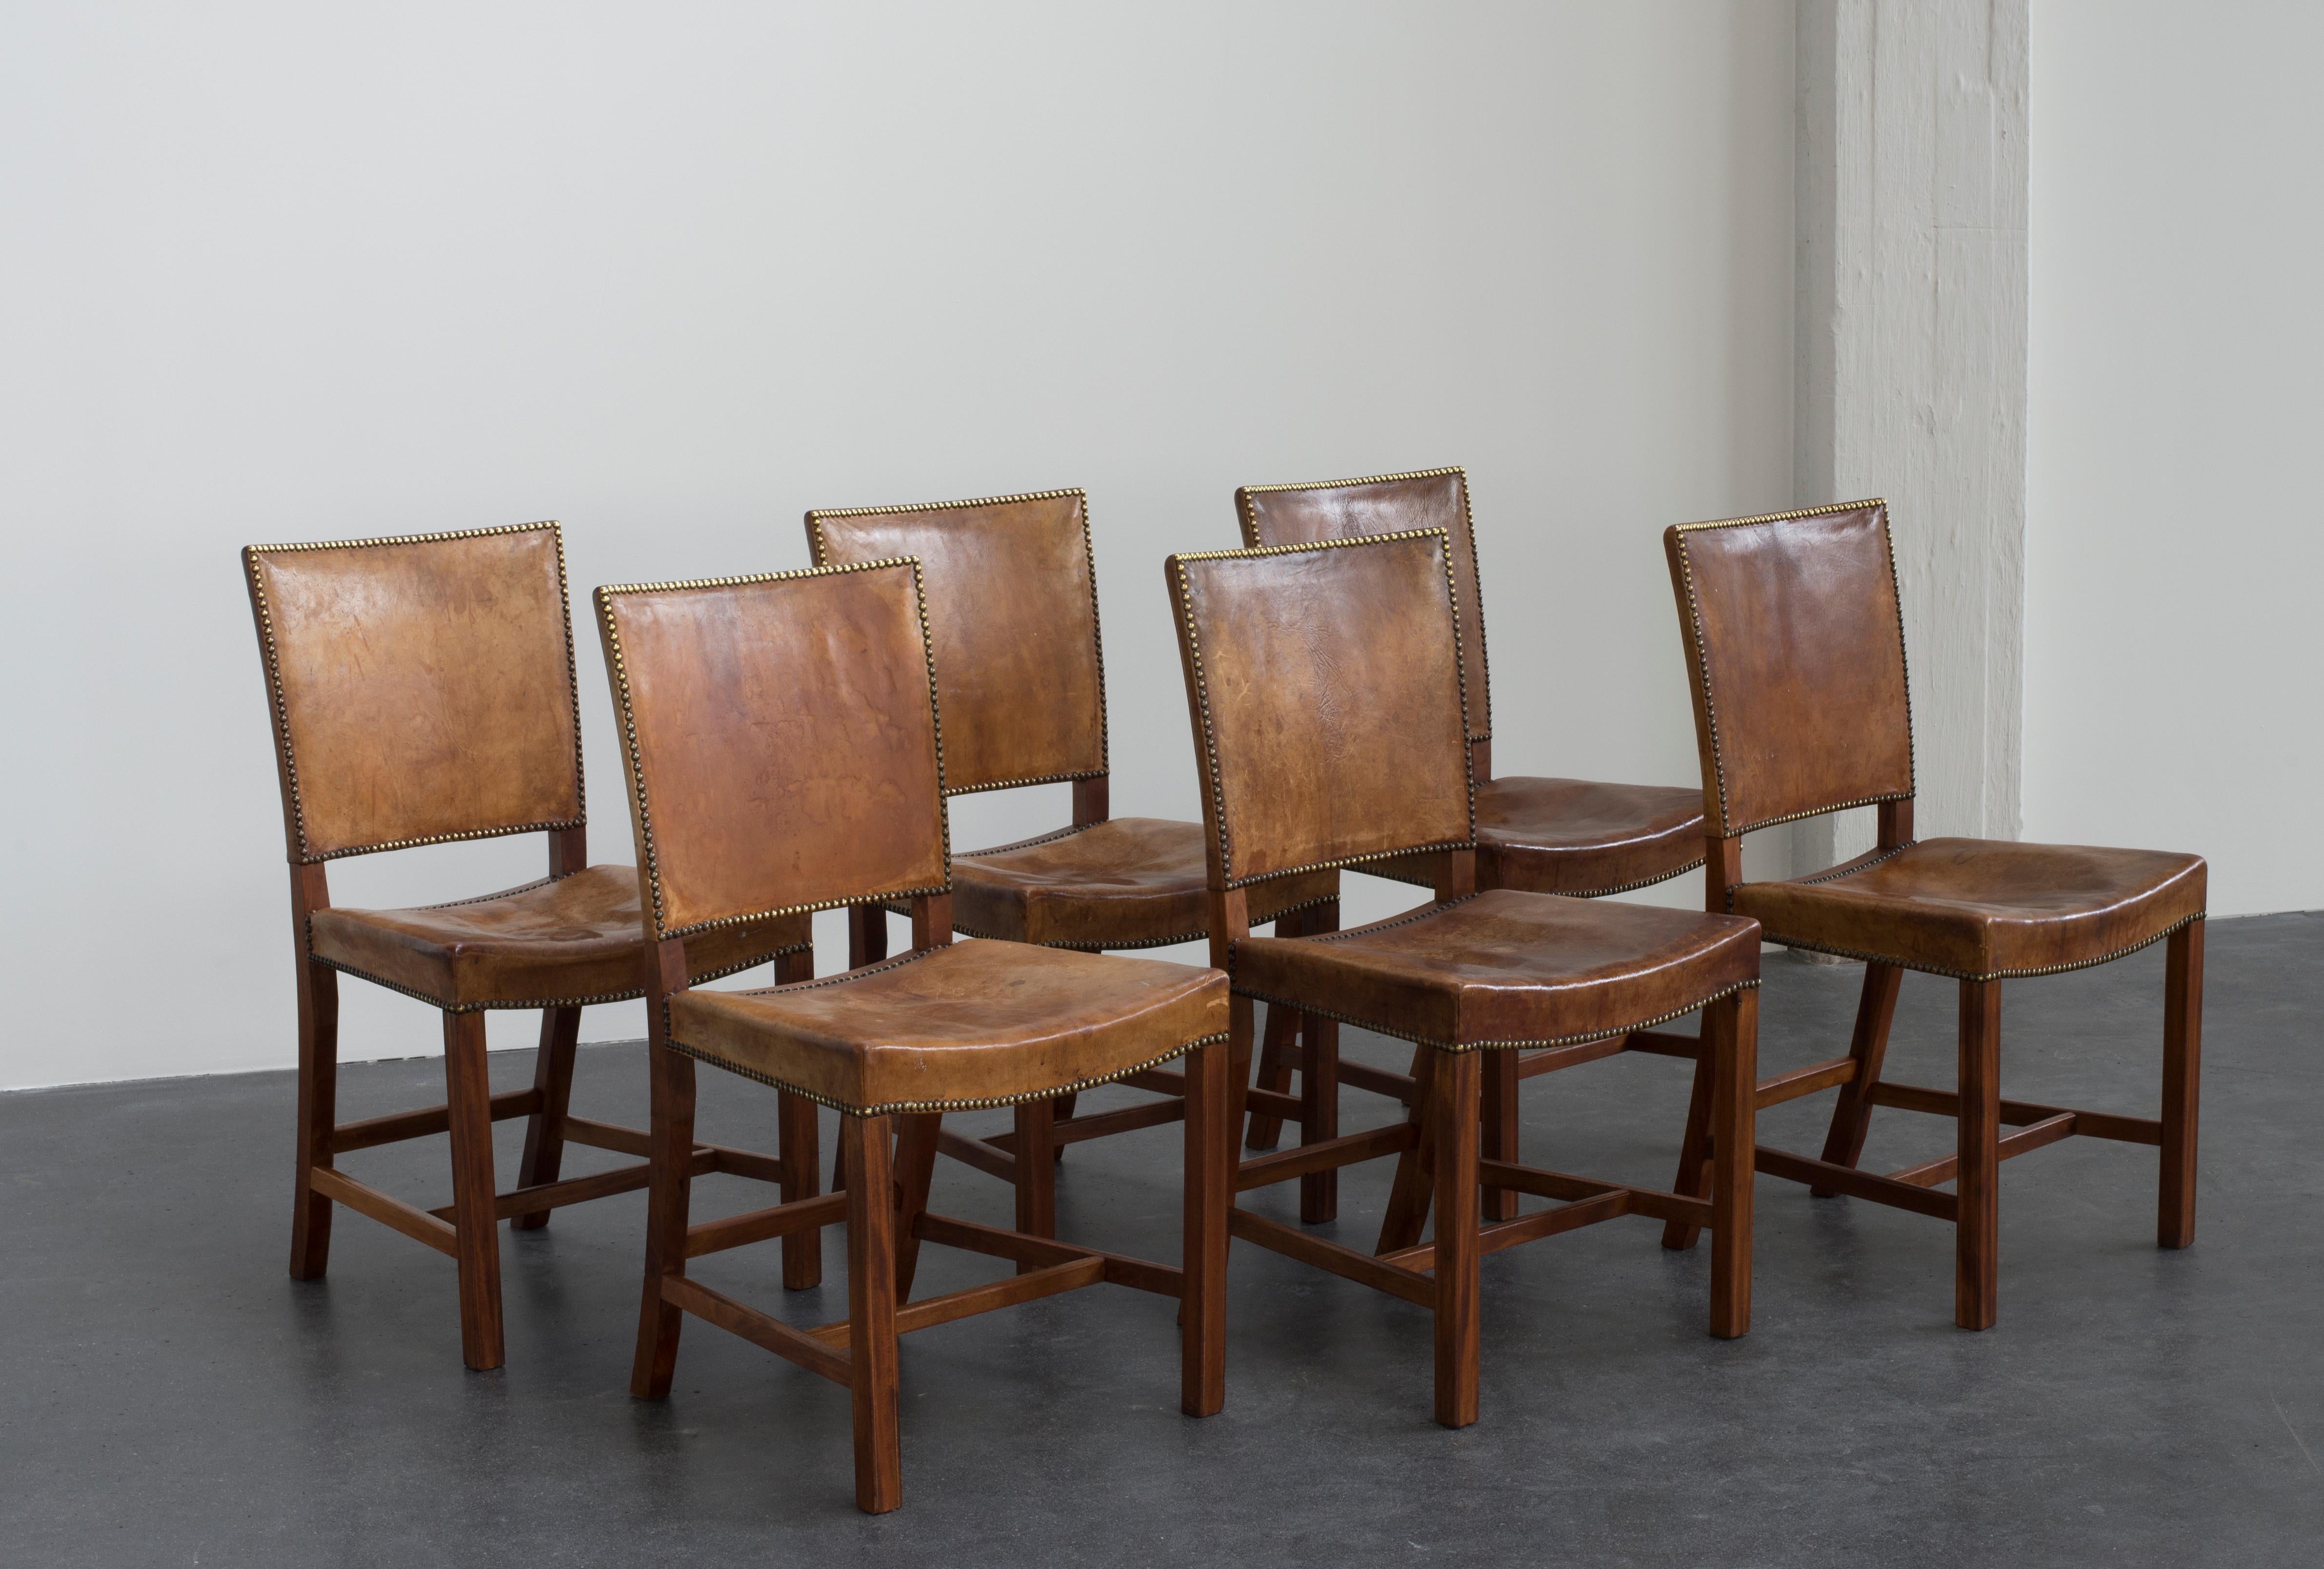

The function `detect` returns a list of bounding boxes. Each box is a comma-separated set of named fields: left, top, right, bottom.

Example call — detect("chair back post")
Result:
left=1434, top=849, right=1479, bottom=904
left=1878, top=798, right=1915, bottom=849
left=1706, top=835, right=1744, bottom=914
left=641, top=935, right=689, bottom=1033
left=910, top=893, right=955, bottom=950
left=1071, top=775, right=1110, bottom=826
left=549, top=824, right=588, bottom=877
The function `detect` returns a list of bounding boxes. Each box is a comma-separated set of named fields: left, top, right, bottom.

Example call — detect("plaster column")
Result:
left=1793, top=0, right=2027, bottom=875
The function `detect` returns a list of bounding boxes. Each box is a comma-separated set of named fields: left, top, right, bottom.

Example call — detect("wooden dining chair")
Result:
left=1166, top=526, right=1762, bottom=1427
left=1659, top=499, right=2205, bottom=1330
left=242, top=522, right=812, bottom=1372
left=595, top=556, right=1231, bottom=1514
left=1236, top=467, right=1712, bottom=1218
left=806, top=489, right=1336, bottom=1228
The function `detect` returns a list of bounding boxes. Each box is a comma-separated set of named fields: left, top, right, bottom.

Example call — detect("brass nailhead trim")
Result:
left=1229, top=981, right=1760, bottom=1056
left=1670, top=499, right=1916, bottom=841
left=1237, top=465, right=1491, bottom=743
left=1763, top=912, right=2204, bottom=984
left=664, top=1031, right=1230, bottom=1118
left=1171, top=528, right=1479, bottom=889
left=596, top=558, right=954, bottom=943
left=244, top=520, right=588, bottom=865
left=807, top=487, right=1110, bottom=787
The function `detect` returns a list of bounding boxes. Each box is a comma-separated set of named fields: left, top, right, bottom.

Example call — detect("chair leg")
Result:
left=1377, top=1047, right=1438, bottom=1255
left=629, top=1042, right=697, bottom=1399
left=1014, top=1097, right=1058, bottom=1254
left=1050, top=1092, right=1078, bottom=1157
left=289, top=958, right=340, bottom=1280
left=1244, top=1002, right=1300, bottom=1151
left=1298, top=1012, right=1341, bottom=1224
left=778, top=1092, right=824, bottom=1289
left=1659, top=1012, right=1718, bottom=1251
left=442, top=1011, right=505, bottom=1371
left=892, top=1113, right=942, bottom=1301
left=846, top=1114, right=904, bottom=1514
left=1811, top=962, right=1903, bottom=1194
left=1182, top=1038, right=1231, bottom=1417
left=511, top=1005, right=581, bottom=1231
left=832, top=914, right=886, bottom=1194
left=1480, top=1048, right=1520, bottom=1223
left=1708, top=988, right=1758, bottom=1339
left=2160, top=919, right=2203, bottom=1250
left=1431, top=1050, right=1481, bottom=1429
left=1956, top=980, right=2003, bottom=1331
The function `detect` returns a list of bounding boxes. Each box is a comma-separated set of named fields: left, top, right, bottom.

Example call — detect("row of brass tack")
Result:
left=241, top=467, right=2206, bottom=1513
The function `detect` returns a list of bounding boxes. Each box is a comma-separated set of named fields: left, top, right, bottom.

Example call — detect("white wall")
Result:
left=0, top=2, right=1795, bottom=1091
left=2025, top=2, right=2324, bottom=914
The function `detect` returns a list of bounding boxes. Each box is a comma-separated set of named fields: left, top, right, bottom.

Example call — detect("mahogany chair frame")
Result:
left=1168, top=529, right=1761, bottom=1426
left=1655, top=501, right=2205, bottom=1330
left=1233, top=467, right=1715, bottom=1223
left=805, top=489, right=1336, bottom=1229
left=244, top=523, right=809, bottom=1372
left=597, top=559, right=1230, bottom=1514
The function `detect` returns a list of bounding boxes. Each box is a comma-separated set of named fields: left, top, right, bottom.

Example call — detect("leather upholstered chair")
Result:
left=806, top=489, right=1338, bottom=1228
left=594, top=557, right=1231, bottom=1514
left=242, top=522, right=811, bottom=1371
left=1166, top=527, right=1762, bottom=1427
left=1236, top=468, right=1710, bottom=1219
left=1660, top=500, right=2205, bottom=1330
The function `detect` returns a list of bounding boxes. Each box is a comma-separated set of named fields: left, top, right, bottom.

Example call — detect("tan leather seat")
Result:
left=1373, top=776, right=1706, bottom=894
left=951, top=817, right=1337, bottom=948
left=308, top=864, right=809, bottom=1012
left=1734, top=838, right=2204, bottom=981
left=1235, top=889, right=1758, bottom=1051
left=668, top=941, right=1226, bottom=1115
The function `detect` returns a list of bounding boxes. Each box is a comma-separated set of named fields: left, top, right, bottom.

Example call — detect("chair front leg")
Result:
left=289, top=951, right=339, bottom=1281
left=1708, top=988, right=1758, bottom=1339
left=846, top=1113, right=903, bottom=1514
left=630, top=1040, right=697, bottom=1399
left=1956, top=980, right=2003, bottom=1331
left=1181, top=1037, right=1231, bottom=1417
left=2160, top=919, right=2203, bottom=1250
left=442, top=1010, right=506, bottom=1371
left=1013, top=1096, right=1058, bottom=1253
left=1432, top=1049, right=1482, bottom=1429
left=512, top=1004, right=581, bottom=1231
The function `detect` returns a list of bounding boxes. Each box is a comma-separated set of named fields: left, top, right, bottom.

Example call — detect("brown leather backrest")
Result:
left=1166, top=530, right=1474, bottom=889
left=1236, top=468, right=1490, bottom=742
left=1663, top=500, right=1914, bottom=839
left=806, top=490, right=1105, bottom=794
left=594, top=561, right=949, bottom=942
left=242, top=522, right=585, bottom=863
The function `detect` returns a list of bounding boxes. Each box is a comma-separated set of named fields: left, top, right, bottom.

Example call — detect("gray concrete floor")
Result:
left=5, top=914, right=2322, bottom=1567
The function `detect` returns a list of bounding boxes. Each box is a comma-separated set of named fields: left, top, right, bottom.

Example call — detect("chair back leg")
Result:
left=629, top=1043, right=697, bottom=1398
left=1480, top=1049, right=1520, bottom=1222
left=441, top=1010, right=506, bottom=1370
left=1181, top=1039, right=1231, bottom=1416
left=1708, top=988, right=1759, bottom=1339
left=290, top=956, right=340, bottom=1280
left=1811, top=962, right=1903, bottom=1192
left=891, top=1113, right=942, bottom=1300
left=1013, top=1097, right=1058, bottom=1253
left=846, top=1114, right=903, bottom=1513
left=2160, top=919, right=2203, bottom=1249
left=512, top=1004, right=581, bottom=1231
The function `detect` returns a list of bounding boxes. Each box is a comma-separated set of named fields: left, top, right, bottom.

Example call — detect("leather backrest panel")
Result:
left=596, top=562, right=949, bottom=940
left=1237, top=469, right=1490, bottom=741
left=808, top=491, right=1104, bottom=793
left=1167, top=530, right=1474, bottom=888
left=244, top=523, right=583, bottom=862
left=1664, top=500, right=1914, bottom=838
